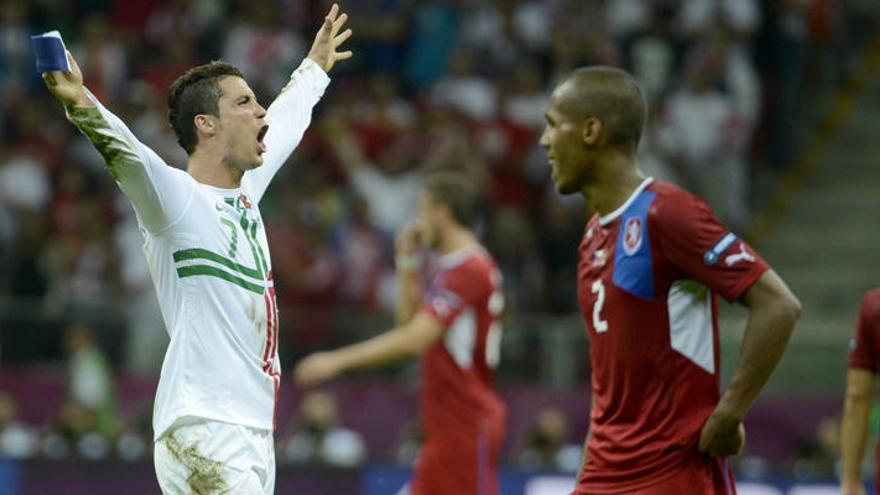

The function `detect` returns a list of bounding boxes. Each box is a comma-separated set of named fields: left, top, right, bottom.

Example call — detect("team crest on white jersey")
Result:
left=623, top=217, right=642, bottom=255
left=724, top=243, right=755, bottom=267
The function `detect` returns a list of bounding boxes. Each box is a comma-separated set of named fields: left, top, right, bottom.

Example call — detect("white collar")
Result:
left=599, top=177, right=654, bottom=226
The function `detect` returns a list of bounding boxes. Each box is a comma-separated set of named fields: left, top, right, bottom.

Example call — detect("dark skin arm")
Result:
left=394, top=221, right=424, bottom=325
left=699, top=269, right=801, bottom=456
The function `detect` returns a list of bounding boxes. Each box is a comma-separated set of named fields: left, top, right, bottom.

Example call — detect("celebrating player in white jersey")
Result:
left=41, top=5, right=352, bottom=494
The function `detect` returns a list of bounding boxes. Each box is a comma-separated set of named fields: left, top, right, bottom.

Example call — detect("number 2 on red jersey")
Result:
left=591, top=280, right=609, bottom=333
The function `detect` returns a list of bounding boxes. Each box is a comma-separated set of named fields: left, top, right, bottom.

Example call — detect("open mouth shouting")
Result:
left=257, top=124, right=269, bottom=154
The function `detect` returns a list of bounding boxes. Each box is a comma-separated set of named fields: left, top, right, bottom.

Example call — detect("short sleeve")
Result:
left=421, top=267, right=476, bottom=329
left=849, top=291, right=880, bottom=371
left=652, top=190, right=768, bottom=302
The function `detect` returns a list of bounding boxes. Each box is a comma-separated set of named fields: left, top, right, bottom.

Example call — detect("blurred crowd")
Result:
left=0, top=0, right=879, bottom=476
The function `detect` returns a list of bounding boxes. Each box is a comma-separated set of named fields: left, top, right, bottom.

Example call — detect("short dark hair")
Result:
left=424, top=171, right=480, bottom=227
left=167, top=61, right=244, bottom=155
left=561, top=66, right=646, bottom=149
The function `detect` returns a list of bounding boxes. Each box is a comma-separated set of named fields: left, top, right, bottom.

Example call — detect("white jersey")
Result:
left=66, top=59, right=330, bottom=440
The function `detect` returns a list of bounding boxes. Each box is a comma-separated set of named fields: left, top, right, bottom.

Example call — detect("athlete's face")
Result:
left=540, top=82, right=592, bottom=195
left=214, top=76, right=268, bottom=171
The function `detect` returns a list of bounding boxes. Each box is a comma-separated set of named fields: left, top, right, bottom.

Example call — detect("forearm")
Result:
left=394, top=268, right=422, bottom=326
left=841, top=394, right=871, bottom=484
left=717, top=301, right=799, bottom=419
left=66, top=89, right=146, bottom=170
left=65, top=89, right=185, bottom=233
left=63, top=90, right=94, bottom=109
left=841, top=369, right=875, bottom=485
left=333, top=326, right=418, bottom=372
left=246, top=59, right=329, bottom=199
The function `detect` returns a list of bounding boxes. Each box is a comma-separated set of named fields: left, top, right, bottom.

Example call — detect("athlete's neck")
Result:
left=581, top=153, right=645, bottom=216
left=187, top=150, right=244, bottom=189
left=437, top=225, right=477, bottom=256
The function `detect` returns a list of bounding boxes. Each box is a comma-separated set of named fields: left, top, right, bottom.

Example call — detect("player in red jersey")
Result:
left=540, top=66, right=801, bottom=494
left=841, top=289, right=880, bottom=495
left=295, top=172, right=506, bottom=495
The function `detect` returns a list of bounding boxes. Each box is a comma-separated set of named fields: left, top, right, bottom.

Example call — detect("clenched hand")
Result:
left=699, top=410, right=745, bottom=458
left=41, top=51, right=90, bottom=108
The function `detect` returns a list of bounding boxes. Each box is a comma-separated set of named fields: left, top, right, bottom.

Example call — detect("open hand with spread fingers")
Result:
left=307, top=3, right=353, bottom=73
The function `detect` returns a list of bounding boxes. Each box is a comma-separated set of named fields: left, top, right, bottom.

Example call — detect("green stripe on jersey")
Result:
left=173, top=248, right=260, bottom=280
left=219, top=217, right=239, bottom=258
left=238, top=216, right=266, bottom=278
left=248, top=221, right=268, bottom=274
left=176, top=265, right=264, bottom=294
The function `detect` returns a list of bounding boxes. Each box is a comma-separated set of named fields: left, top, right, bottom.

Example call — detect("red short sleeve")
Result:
left=651, top=190, right=768, bottom=302
left=421, top=267, right=473, bottom=328
left=849, top=290, right=880, bottom=371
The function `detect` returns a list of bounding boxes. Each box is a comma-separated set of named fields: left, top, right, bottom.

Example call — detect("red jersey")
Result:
left=575, top=179, right=768, bottom=494
left=847, top=288, right=880, bottom=495
left=413, top=245, right=507, bottom=495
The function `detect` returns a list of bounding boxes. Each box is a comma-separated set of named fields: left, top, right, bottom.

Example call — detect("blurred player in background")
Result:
left=295, top=171, right=507, bottom=495
left=41, top=4, right=352, bottom=494
left=841, top=288, right=880, bottom=495
left=540, top=66, right=801, bottom=494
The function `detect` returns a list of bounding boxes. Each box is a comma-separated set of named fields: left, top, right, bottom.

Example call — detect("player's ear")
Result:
left=194, top=114, right=217, bottom=137
left=582, top=117, right=602, bottom=146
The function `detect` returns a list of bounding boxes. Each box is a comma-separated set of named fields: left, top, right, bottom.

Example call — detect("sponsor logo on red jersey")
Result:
left=724, top=243, right=755, bottom=267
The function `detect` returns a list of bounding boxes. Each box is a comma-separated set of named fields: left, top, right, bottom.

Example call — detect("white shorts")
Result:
left=154, top=418, right=275, bottom=494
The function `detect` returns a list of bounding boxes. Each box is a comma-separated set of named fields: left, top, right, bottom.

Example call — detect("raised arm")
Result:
left=242, top=3, right=353, bottom=202
left=43, top=52, right=192, bottom=234
left=394, top=221, right=425, bottom=325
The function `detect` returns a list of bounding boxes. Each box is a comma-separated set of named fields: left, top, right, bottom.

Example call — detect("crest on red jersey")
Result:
left=428, top=289, right=462, bottom=319
left=623, top=217, right=642, bottom=255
